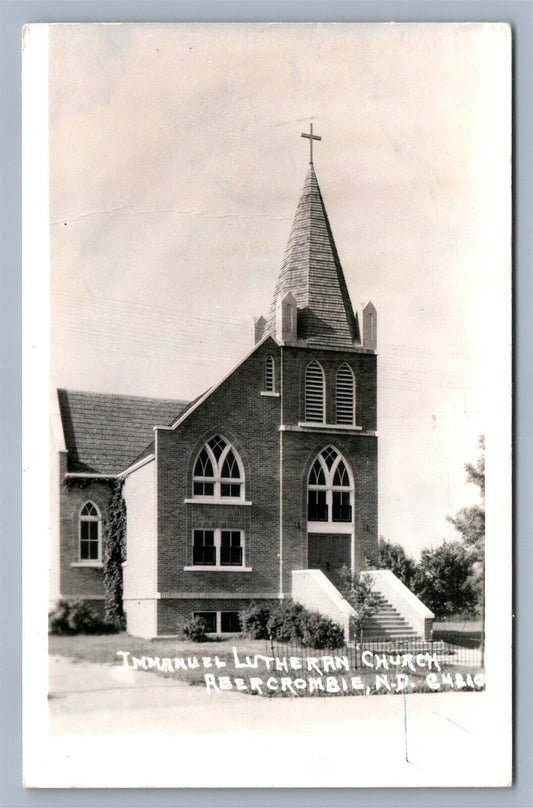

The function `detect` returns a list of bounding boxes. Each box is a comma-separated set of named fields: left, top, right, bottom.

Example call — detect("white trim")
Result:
left=70, top=561, right=103, bottom=568
left=260, top=391, right=280, bottom=397
left=298, top=422, right=363, bottom=431
left=183, top=567, right=253, bottom=572
left=184, top=498, right=252, bottom=506
left=279, top=340, right=376, bottom=355
left=168, top=333, right=280, bottom=430
left=118, top=453, right=155, bottom=479
left=307, top=523, right=353, bottom=535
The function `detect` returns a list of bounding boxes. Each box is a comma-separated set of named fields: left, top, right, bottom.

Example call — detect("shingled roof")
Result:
left=266, top=164, right=359, bottom=348
left=57, top=389, right=189, bottom=475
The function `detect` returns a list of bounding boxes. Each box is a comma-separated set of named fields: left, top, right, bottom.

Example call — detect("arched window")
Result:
left=193, top=435, right=244, bottom=499
left=305, top=360, right=325, bottom=422
left=79, top=502, right=101, bottom=561
left=265, top=355, right=275, bottom=392
left=336, top=363, right=355, bottom=425
left=307, top=447, right=353, bottom=523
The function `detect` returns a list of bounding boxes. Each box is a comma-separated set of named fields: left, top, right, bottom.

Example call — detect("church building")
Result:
left=54, top=131, right=433, bottom=640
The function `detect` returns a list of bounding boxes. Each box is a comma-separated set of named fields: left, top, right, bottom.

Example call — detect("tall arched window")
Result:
left=265, top=355, right=275, bottom=392
left=336, top=363, right=355, bottom=425
left=79, top=502, right=101, bottom=561
left=193, top=435, right=245, bottom=500
left=305, top=360, right=325, bottom=422
left=307, top=447, right=353, bottom=523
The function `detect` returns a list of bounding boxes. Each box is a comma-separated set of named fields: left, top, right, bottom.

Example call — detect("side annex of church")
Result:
left=54, top=140, right=433, bottom=640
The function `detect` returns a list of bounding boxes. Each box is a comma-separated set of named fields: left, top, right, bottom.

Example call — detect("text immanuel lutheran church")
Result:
left=53, top=130, right=434, bottom=640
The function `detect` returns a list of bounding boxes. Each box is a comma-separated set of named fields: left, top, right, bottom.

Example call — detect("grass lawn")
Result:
left=49, top=632, right=484, bottom=698
left=49, top=632, right=271, bottom=665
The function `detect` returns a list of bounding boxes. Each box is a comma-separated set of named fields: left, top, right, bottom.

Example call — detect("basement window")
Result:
left=193, top=611, right=241, bottom=634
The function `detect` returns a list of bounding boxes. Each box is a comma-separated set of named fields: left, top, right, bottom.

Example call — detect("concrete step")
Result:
left=361, top=592, right=422, bottom=640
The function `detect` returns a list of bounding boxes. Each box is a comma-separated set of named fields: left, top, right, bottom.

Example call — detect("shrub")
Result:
left=267, top=601, right=306, bottom=642
left=48, top=599, right=112, bottom=635
left=176, top=615, right=209, bottom=642
left=299, top=611, right=344, bottom=649
left=239, top=602, right=271, bottom=639
left=265, top=601, right=345, bottom=648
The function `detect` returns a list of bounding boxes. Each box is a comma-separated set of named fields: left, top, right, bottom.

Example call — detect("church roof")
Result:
left=266, top=164, right=359, bottom=349
left=57, top=389, right=189, bottom=475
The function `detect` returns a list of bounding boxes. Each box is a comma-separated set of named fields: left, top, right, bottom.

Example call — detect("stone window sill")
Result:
left=184, top=498, right=252, bottom=506
left=183, top=566, right=253, bottom=572
left=260, top=391, right=280, bottom=397
left=70, top=561, right=103, bottom=568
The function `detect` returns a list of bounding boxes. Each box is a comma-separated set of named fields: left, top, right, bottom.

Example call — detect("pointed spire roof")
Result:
left=266, top=164, right=359, bottom=349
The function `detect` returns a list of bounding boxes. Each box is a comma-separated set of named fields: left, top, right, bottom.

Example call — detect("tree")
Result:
left=412, top=541, right=478, bottom=619
left=376, top=536, right=417, bottom=589
left=447, top=435, right=485, bottom=564
left=338, top=565, right=382, bottom=641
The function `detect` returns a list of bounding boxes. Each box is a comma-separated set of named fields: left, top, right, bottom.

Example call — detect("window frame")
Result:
left=190, top=528, right=246, bottom=569
left=307, top=448, right=354, bottom=528
left=191, top=436, right=246, bottom=502
left=193, top=611, right=242, bottom=634
left=78, top=501, right=102, bottom=564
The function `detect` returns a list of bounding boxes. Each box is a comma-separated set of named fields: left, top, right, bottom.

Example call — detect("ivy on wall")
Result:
left=103, top=480, right=127, bottom=630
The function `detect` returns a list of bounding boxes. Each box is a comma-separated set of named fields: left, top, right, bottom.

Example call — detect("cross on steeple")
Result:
left=301, top=123, right=322, bottom=164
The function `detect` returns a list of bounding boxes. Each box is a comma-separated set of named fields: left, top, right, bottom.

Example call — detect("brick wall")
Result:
left=154, top=337, right=378, bottom=635
left=158, top=597, right=279, bottom=635
left=59, top=459, right=114, bottom=598
left=156, top=338, right=282, bottom=614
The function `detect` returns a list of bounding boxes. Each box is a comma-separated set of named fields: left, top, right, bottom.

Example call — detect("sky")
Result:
left=48, top=22, right=500, bottom=558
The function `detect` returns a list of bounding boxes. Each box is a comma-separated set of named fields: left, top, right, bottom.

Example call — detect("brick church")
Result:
left=54, top=133, right=433, bottom=640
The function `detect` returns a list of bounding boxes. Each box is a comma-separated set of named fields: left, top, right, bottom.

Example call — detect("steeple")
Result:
left=265, top=163, right=360, bottom=349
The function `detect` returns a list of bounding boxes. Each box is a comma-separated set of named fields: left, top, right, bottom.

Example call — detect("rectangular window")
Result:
left=193, top=611, right=241, bottom=633
left=332, top=491, right=352, bottom=522
left=192, top=529, right=244, bottom=567
left=193, top=530, right=216, bottom=565
left=308, top=490, right=328, bottom=521
left=193, top=612, right=217, bottom=632
left=220, top=531, right=243, bottom=566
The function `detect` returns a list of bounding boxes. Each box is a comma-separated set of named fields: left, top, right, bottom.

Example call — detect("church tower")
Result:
left=255, top=126, right=378, bottom=591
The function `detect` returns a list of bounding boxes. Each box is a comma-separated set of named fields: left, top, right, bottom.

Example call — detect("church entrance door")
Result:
left=308, top=533, right=351, bottom=587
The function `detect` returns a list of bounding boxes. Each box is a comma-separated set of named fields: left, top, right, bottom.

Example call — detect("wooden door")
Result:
left=308, top=533, right=351, bottom=586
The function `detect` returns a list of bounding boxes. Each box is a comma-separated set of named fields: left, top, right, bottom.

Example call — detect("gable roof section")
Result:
left=169, top=334, right=279, bottom=431
left=266, top=164, right=359, bottom=349
left=58, top=389, right=189, bottom=475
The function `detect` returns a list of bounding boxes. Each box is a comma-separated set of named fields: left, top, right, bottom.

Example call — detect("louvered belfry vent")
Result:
left=336, top=363, right=355, bottom=425
left=305, top=360, right=325, bottom=422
